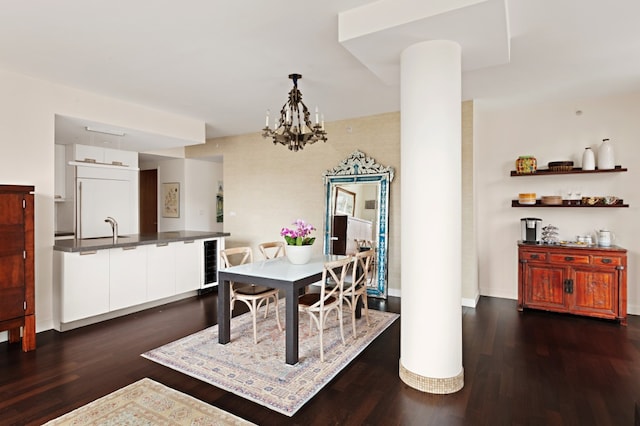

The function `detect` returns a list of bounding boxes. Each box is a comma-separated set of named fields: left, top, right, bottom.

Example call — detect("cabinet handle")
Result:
left=601, top=258, right=612, bottom=264
left=183, top=240, right=195, bottom=244
left=79, top=250, right=97, bottom=256
left=156, top=242, right=169, bottom=247
left=123, top=246, right=137, bottom=251
left=530, top=254, right=539, bottom=260
left=564, top=256, right=574, bottom=261
left=563, top=278, right=574, bottom=294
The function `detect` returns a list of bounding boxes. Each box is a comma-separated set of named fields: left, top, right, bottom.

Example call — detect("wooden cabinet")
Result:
left=0, top=185, right=35, bottom=351
left=518, top=243, right=627, bottom=325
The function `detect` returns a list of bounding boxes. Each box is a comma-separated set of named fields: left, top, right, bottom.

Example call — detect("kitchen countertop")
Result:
left=53, top=230, right=230, bottom=253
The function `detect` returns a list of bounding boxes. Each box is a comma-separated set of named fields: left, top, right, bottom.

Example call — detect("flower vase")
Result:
left=286, top=245, right=313, bottom=265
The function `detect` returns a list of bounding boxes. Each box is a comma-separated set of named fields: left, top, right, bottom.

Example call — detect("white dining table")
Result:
left=217, top=254, right=347, bottom=365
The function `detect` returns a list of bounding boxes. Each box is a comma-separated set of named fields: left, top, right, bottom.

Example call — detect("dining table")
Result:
left=217, top=254, right=348, bottom=365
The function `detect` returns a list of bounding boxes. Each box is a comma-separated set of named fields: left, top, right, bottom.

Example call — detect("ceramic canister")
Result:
left=597, top=138, right=615, bottom=170
left=582, top=147, right=595, bottom=170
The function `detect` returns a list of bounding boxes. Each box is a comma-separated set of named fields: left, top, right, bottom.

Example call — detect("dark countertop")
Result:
left=54, top=230, right=230, bottom=253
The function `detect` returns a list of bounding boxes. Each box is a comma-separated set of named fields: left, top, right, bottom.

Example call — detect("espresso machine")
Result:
left=520, top=217, right=542, bottom=243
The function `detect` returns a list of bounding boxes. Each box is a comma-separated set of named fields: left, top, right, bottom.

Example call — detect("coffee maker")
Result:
left=520, top=217, right=542, bottom=243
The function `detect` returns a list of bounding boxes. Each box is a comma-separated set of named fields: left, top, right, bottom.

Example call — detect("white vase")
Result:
left=597, top=138, right=615, bottom=170
left=581, top=147, right=595, bottom=170
left=286, top=245, right=313, bottom=265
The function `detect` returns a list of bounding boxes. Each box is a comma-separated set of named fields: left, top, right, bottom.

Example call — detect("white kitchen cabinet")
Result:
left=57, top=250, right=110, bottom=323
left=104, top=147, right=138, bottom=168
left=109, top=246, right=147, bottom=311
left=147, top=242, right=176, bottom=300
left=55, top=144, right=66, bottom=201
left=175, top=239, right=201, bottom=293
left=73, top=144, right=138, bottom=168
left=73, top=144, right=104, bottom=163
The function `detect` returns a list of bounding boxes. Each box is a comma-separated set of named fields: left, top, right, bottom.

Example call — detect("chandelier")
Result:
left=262, top=73, right=327, bottom=151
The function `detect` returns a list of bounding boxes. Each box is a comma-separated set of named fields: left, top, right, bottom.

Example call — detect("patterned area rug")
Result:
left=44, top=377, right=254, bottom=425
left=142, top=304, right=399, bottom=416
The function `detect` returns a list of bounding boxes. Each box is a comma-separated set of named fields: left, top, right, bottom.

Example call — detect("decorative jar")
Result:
left=286, top=245, right=313, bottom=265
left=515, top=156, right=537, bottom=174
left=597, top=138, right=615, bottom=170
left=582, top=147, right=595, bottom=170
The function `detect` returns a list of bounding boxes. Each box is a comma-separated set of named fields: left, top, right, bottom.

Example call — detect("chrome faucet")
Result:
left=104, top=217, right=118, bottom=243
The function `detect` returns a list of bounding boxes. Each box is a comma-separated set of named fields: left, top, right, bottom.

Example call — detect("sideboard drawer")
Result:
left=521, top=251, right=547, bottom=262
left=592, top=255, right=623, bottom=266
left=549, top=254, right=590, bottom=264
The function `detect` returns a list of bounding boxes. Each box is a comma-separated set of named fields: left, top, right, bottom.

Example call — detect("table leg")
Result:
left=218, top=278, right=231, bottom=344
left=285, top=288, right=299, bottom=365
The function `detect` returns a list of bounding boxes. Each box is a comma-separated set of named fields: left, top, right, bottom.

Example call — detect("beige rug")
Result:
left=142, top=305, right=399, bottom=416
left=44, top=377, right=254, bottom=425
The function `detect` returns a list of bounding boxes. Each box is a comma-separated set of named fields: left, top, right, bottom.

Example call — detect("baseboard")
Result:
left=462, top=293, right=480, bottom=308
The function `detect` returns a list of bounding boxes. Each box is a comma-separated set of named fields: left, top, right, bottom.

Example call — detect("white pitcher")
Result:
left=596, top=229, right=614, bottom=247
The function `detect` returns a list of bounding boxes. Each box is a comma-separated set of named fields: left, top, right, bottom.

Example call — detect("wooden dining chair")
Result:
left=258, top=241, right=286, bottom=260
left=342, top=249, right=374, bottom=338
left=220, top=247, right=282, bottom=344
left=298, top=257, right=350, bottom=362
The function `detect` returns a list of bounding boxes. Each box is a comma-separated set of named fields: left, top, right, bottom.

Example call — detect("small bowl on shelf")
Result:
left=548, top=161, right=574, bottom=172
left=518, top=193, right=537, bottom=205
left=541, top=195, right=563, bottom=205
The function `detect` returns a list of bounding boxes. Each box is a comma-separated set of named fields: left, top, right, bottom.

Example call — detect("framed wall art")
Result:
left=162, top=182, right=180, bottom=218
left=334, top=187, right=355, bottom=216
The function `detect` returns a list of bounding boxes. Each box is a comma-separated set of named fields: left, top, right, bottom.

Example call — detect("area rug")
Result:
left=44, top=377, right=254, bottom=425
left=142, top=305, right=399, bottom=416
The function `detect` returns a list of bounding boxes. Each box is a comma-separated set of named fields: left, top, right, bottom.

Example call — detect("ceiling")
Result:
left=2, top=1, right=640, bottom=153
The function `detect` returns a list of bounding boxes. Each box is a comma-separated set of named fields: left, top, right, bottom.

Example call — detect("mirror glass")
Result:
left=322, top=151, right=394, bottom=298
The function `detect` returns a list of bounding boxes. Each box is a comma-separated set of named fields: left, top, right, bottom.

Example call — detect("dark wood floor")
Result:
left=1, top=294, right=639, bottom=425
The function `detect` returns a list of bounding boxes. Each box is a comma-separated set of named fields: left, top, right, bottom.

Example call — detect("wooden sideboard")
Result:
left=518, top=242, right=627, bottom=325
left=0, top=185, right=35, bottom=351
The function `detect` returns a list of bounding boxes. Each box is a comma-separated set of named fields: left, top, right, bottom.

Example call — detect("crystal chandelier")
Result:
left=262, top=73, right=327, bottom=152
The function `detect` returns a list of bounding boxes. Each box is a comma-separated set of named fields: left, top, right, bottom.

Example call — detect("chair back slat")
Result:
left=258, top=241, right=286, bottom=259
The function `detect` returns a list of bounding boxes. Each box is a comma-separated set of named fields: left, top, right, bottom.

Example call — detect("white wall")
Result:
left=475, top=91, right=640, bottom=314
left=185, top=159, right=223, bottom=232
left=157, top=158, right=223, bottom=232
left=0, top=68, right=204, bottom=338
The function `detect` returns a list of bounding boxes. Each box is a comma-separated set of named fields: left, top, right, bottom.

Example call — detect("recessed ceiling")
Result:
left=2, top=1, right=640, bottom=153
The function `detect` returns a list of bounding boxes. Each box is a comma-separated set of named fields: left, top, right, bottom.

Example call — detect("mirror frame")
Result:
left=323, top=150, right=395, bottom=298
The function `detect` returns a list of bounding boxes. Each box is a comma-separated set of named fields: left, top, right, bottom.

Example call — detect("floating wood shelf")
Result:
left=510, top=166, right=627, bottom=177
left=512, top=200, right=629, bottom=208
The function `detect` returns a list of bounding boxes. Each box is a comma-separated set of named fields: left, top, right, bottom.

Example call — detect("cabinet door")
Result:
left=103, top=148, right=138, bottom=168
left=109, top=246, right=147, bottom=311
left=175, top=239, right=200, bottom=293
left=524, top=263, right=568, bottom=311
left=0, top=193, right=26, bottom=322
left=74, top=144, right=104, bottom=163
left=571, top=266, right=618, bottom=319
left=147, top=242, right=176, bottom=300
left=61, top=250, right=110, bottom=323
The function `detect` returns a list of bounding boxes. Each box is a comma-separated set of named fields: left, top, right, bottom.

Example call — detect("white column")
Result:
left=399, top=40, right=463, bottom=393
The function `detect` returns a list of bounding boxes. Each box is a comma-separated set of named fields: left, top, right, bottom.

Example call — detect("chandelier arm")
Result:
left=262, top=73, right=327, bottom=151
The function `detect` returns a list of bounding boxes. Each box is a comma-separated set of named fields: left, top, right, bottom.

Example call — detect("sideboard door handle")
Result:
left=601, top=258, right=612, bottom=264
left=531, top=254, right=539, bottom=260
left=564, top=256, right=574, bottom=261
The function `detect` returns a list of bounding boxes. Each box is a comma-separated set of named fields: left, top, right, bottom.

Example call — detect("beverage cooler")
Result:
left=200, top=238, right=222, bottom=293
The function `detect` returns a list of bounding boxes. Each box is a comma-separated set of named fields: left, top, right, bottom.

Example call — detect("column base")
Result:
left=399, top=360, right=464, bottom=394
